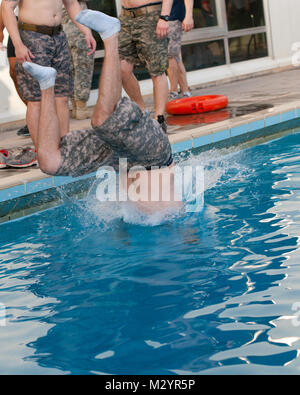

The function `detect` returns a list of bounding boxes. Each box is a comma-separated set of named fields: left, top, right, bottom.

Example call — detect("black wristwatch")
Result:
left=159, top=15, right=170, bottom=21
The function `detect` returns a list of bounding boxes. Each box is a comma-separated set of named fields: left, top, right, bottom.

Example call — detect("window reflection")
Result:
left=91, top=58, right=104, bottom=90
left=182, top=40, right=225, bottom=71
left=194, top=0, right=218, bottom=28
left=89, top=1, right=269, bottom=87
left=226, top=0, right=265, bottom=30
left=229, top=33, right=268, bottom=63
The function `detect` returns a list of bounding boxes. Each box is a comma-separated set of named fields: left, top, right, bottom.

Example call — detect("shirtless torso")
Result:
left=122, top=0, right=162, bottom=8
left=18, top=0, right=62, bottom=27
left=2, top=0, right=96, bottom=63
left=121, top=0, right=173, bottom=38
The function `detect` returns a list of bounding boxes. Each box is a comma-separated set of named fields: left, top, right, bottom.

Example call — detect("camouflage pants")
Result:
left=168, top=20, right=183, bottom=63
left=62, top=3, right=94, bottom=102
left=119, top=9, right=169, bottom=76
left=55, top=98, right=172, bottom=177
left=15, top=30, right=73, bottom=101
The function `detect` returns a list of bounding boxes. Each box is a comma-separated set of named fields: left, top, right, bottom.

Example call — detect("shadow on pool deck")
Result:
left=1, top=67, right=300, bottom=192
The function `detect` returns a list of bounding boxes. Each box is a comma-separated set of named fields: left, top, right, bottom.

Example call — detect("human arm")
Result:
left=156, top=0, right=174, bottom=39
left=182, top=0, right=194, bottom=32
left=2, top=0, right=34, bottom=62
left=63, top=0, right=96, bottom=55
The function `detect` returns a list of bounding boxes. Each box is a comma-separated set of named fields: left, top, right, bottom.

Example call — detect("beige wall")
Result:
left=266, top=0, right=300, bottom=61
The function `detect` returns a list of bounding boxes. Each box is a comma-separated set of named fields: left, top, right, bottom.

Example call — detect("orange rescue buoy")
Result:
left=166, top=95, right=229, bottom=115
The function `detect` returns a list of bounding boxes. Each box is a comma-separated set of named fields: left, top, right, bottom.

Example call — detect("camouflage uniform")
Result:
left=15, top=29, right=73, bottom=101
left=55, top=98, right=173, bottom=177
left=119, top=7, right=169, bottom=76
left=62, top=1, right=94, bottom=102
left=168, top=20, right=183, bottom=63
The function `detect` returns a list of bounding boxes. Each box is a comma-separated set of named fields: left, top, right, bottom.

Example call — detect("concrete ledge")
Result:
left=169, top=100, right=300, bottom=153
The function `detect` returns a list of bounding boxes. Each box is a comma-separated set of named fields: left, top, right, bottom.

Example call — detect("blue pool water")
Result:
left=0, top=130, right=300, bottom=375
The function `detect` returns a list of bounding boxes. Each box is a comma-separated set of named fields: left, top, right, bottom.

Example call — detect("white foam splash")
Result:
left=83, top=147, right=248, bottom=228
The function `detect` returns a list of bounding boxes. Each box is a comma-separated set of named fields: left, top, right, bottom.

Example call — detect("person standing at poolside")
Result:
left=167, top=0, right=194, bottom=100
left=0, top=1, right=37, bottom=168
left=119, top=0, right=174, bottom=133
left=62, top=0, right=95, bottom=120
left=0, top=0, right=29, bottom=138
left=2, top=0, right=96, bottom=158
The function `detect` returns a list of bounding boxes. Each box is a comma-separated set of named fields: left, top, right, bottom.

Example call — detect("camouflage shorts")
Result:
left=62, top=4, right=94, bottom=102
left=119, top=9, right=169, bottom=76
left=168, top=20, right=183, bottom=62
left=15, top=30, right=73, bottom=102
left=55, top=98, right=172, bottom=177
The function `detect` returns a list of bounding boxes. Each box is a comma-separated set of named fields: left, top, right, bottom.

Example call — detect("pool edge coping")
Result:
left=1, top=98, right=300, bottom=208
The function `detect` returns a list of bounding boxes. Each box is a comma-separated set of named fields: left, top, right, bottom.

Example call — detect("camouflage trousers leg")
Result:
left=55, top=98, right=172, bottom=177
left=69, top=40, right=94, bottom=102
left=93, top=98, right=172, bottom=170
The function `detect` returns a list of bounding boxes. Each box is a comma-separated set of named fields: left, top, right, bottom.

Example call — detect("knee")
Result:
left=121, top=60, right=134, bottom=79
left=27, top=101, right=41, bottom=111
left=168, top=56, right=178, bottom=67
left=150, top=73, right=167, bottom=84
left=92, top=107, right=111, bottom=128
left=37, top=150, right=60, bottom=176
left=56, top=96, right=69, bottom=107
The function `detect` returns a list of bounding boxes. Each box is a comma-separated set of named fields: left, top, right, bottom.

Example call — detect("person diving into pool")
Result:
left=22, top=10, right=180, bottom=212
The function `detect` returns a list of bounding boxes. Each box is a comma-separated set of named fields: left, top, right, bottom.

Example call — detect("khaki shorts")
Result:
left=56, top=98, right=173, bottom=177
left=119, top=9, right=169, bottom=76
left=15, top=30, right=73, bottom=102
left=168, top=20, right=183, bottom=63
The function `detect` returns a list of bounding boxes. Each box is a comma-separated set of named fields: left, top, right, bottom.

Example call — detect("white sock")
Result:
left=75, top=10, right=120, bottom=40
left=23, top=62, right=56, bottom=90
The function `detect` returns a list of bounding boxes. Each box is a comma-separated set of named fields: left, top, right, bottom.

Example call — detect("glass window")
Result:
left=90, top=1, right=269, bottom=89
left=182, top=40, right=226, bottom=71
left=91, top=58, right=104, bottom=90
left=194, top=0, right=218, bottom=28
left=229, top=32, right=268, bottom=63
left=126, top=40, right=226, bottom=82
left=87, top=0, right=117, bottom=16
left=226, top=0, right=265, bottom=30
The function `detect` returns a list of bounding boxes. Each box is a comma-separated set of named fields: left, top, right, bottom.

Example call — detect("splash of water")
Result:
left=80, top=147, right=249, bottom=228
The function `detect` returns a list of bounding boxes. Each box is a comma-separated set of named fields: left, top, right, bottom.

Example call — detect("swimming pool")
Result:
left=0, top=129, right=299, bottom=375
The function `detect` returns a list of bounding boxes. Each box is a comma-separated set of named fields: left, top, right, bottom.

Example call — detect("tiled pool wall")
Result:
left=1, top=109, right=300, bottom=224
left=172, top=109, right=300, bottom=153
left=0, top=176, right=96, bottom=224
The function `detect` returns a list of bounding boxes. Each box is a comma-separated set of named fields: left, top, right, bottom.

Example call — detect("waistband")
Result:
left=18, top=22, right=63, bottom=36
left=122, top=2, right=162, bottom=17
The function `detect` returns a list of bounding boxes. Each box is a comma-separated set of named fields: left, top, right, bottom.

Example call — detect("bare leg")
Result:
left=9, top=58, right=27, bottom=106
left=92, top=34, right=122, bottom=127
left=167, top=57, right=180, bottom=93
left=151, top=73, right=169, bottom=118
left=25, top=96, right=69, bottom=149
left=177, top=59, right=189, bottom=93
left=121, top=59, right=146, bottom=112
left=37, top=87, right=62, bottom=175
left=55, top=96, right=70, bottom=137
left=26, top=101, right=41, bottom=147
